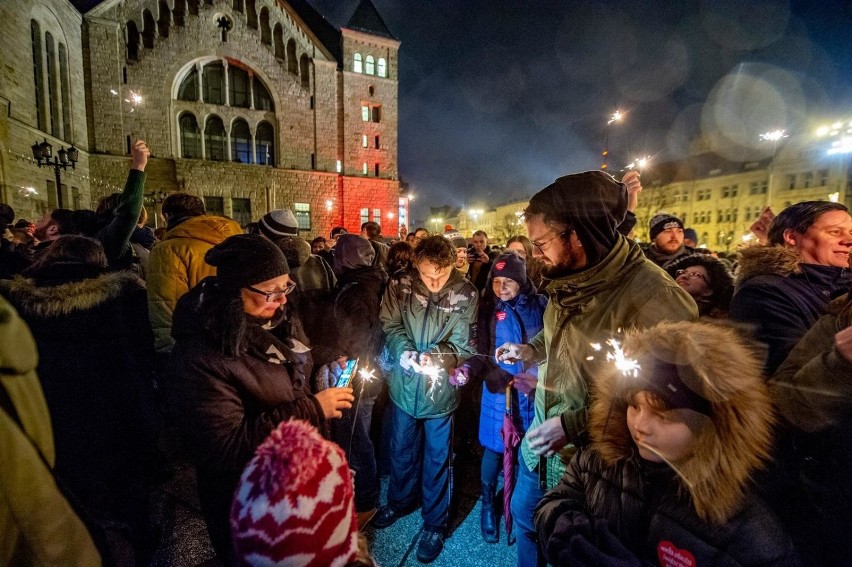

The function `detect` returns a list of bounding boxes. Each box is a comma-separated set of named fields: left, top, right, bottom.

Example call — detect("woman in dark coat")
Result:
left=0, top=234, right=158, bottom=558
left=167, top=234, right=354, bottom=560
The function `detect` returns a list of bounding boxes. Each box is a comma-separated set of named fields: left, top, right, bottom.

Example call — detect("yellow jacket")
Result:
left=0, top=296, right=101, bottom=566
left=147, top=215, right=243, bottom=352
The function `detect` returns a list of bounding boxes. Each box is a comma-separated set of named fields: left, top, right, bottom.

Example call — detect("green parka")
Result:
left=380, top=268, right=478, bottom=418
left=521, top=235, right=698, bottom=487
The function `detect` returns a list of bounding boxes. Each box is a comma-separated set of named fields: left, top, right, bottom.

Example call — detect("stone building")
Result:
left=0, top=0, right=403, bottom=237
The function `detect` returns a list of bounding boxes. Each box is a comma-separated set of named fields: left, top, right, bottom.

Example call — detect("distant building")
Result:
left=0, top=0, right=402, bottom=236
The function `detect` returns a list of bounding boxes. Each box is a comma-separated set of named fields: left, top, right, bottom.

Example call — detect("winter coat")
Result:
left=146, top=214, right=243, bottom=352
left=380, top=268, right=478, bottom=418
left=643, top=243, right=697, bottom=269
left=0, top=296, right=101, bottom=566
left=470, top=284, right=546, bottom=453
left=731, top=245, right=852, bottom=374
left=168, top=279, right=325, bottom=553
left=522, top=235, right=698, bottom=487
left=535, top=322, right=800, bottom=567
left=0, top=268, right=157, bottom=548
left=94, top=169, right=145, bottom=269
left=766, top=295, right=852, bottom=565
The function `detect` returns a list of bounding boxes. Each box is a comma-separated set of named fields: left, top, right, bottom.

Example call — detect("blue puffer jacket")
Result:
left=472, top=287, right=546, bottom=453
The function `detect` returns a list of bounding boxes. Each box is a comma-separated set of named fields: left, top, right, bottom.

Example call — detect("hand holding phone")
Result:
left=335, top=358, right=359, bottom=388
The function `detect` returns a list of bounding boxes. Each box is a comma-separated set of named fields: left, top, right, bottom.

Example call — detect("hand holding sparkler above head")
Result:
left=621, top=170, right=642, bottom=213
left=131, top=140, right=150, bottom=172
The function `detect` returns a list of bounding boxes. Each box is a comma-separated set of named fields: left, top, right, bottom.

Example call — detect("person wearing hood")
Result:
left=666, top=254, right=735, bottom=318
left=147, top=193, right=243, bottom=353
left=454, top=251, right=547, bottom=543
left=0, top=235, right=159, bottom=560
left=731, top=201, right=852, bottom=374
left=373, top=235, right=478, bottom=563
left=534, top=321, right=799, bottom=566
left=494, top=171, right=697, bottom=567
left=167, top=234, right=354, bottom=561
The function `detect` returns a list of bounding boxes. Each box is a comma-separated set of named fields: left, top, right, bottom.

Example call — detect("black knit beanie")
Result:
left=205, top=234, right=289, bottom=290
left=490, top=252, right=527, bottom=288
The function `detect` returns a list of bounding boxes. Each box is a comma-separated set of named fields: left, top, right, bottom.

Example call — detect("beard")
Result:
left=541, top=245, right=584, bottom=279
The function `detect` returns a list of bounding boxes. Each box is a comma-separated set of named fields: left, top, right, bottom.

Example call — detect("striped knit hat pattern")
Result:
left=230, top=419, right=359, bottom=566
left=260, top=208, right=300, bottom=239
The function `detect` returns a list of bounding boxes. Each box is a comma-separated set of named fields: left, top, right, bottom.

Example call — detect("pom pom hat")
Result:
left=230, top=419, right=359, bottom=566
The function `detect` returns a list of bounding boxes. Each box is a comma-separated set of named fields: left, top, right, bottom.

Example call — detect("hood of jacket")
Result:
left=735, top=244, right=802, bottom=286
left=589, top=321, right=774, bottom=525
left=0, top=271, right=145, bottom=319
left=162, top=215, right=243, bottom=246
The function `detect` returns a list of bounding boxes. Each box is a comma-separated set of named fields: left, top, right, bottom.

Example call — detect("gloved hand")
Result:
left=513, top=372, right=538, bottom=396
left=449, top=366, right=470, bottom=387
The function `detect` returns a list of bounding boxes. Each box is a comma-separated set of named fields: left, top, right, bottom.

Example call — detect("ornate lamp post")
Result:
left=31, top=138, right=78, bottom=209
left=144, top=189, right=168, bottom=229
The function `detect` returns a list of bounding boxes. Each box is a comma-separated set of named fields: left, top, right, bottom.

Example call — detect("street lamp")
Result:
left=468, top=208, right=483, bottom=225
left=31, top=138, right=78, bottom=209
left=144, top=189, right=168, bottom=229
left=759, top=129, right=787, bottom=208
left=430, top=217, right=443, bottom=232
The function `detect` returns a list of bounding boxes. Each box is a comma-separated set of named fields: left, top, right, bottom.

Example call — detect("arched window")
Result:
left=142, top=9, right=155, bottom=48
left=179, top=112, right=201, bottom=158
left=232, top=0, right=243, bottom=12
left=253, top=76, right=273, bottom=111
left=45, top=32, right=59, bottom=137
left=259, top=8, right=271, bottom=45
left=246, top=0, right=257, bottom=28
left=273, top=24, right=285, bottom=60
left=173, top=0, right=186, bottom=26
left=59, top=43, right=71, bottom=140
left=229, top=66, right=250, bottom=108
left=177, top=66, right=198, bottom=101
left=126, top=21, right=140, bottom=62
left=286, top=39, right=297, bottom=74
left=377, top=57, right=386, bottom=78
left=353, top=52, right=362, bottom=73
left=202, top=61, right=225, bottom=105
left=299, top=54, right=310, bottom=89
left=204, top=115, right=226, bottom=161
left=365, top=55, right=374, bottom=75
left=31, top=20, right=46, bottom=131
left=255, top=121, right=274, bottom=165
left=157, top=0, right=170, bottom=38
left=188, top=0, right=199, bottom=16
left=231, top=119, right=251, bottom=163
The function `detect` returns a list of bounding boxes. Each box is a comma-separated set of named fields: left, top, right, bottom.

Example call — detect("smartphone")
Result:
left=336, top=359, right=358, bottom=388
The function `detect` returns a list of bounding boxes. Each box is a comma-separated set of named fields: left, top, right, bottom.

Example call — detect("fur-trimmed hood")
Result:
left=589, top=321, right=775, bottom=525
left=735, top=244, right=801, bottom=286
left=0, top=271, right=145, bottom=319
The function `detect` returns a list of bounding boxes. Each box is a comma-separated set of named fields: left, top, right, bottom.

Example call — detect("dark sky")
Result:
left=306, top=0, right=852, bottom=222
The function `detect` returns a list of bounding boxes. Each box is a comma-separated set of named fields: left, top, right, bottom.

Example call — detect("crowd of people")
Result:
left=1, top=140, right=851, bottom=566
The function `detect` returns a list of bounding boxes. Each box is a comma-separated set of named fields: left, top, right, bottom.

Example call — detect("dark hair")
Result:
left=192, top=282, right=250, bottom=358
left=413, top=235, right=455, bottom=269
left=0, top=203, right=14, bottom=225
left=387, top=241, right=414, bottom=274
left=311, top=236, right=327, bottom=246
left=412, top=227, right=429, bottom=237
left=95, top=192, right=121, bottom=217
left=161, top=193, right=205, bottom=218
left=666, top=254, right=735, bottom=316
left=25, top=234, right=107, bottom=277
left=767, top=201, right=848, bottom=246
left=473, top=230, right=488, bottom=239
left=71, top=209, right=99, bottom=236
left=244, top=222, right=260, bottom=235
left=330, top=226, right=347, bottom=238
left=361, top=221, right=381, bottom=239
left=49, top=209, right=78, bottom=236
left=506, top=235, right=534, bottom=259
left=14, top=219, right=32, bottom=229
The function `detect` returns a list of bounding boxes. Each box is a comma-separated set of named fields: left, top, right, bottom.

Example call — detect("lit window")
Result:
left=360, top=207, right=369, bottom=224
left=362, top=162, right=368, bottom=175
left=294, top=202, right=311, bottom=230
left=362, top=134, right=368, bottom=148
left=336, top=160, right=342, bottom=173
left=365, top=55, right=375, bottom=75
left=353, top=52, right=362, bottom=73
left=372, top=208, right=381, bottom=222
left=361, top=105, right=370, bottom=122
left=377, top=57, right=386, bottom=77
left=230, top=119, right=251, bottom=163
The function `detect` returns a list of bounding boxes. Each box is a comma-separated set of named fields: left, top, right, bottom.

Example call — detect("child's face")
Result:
left=492, top=276, right=520, bottom=301
left=626, top=391, right=697, bottom=463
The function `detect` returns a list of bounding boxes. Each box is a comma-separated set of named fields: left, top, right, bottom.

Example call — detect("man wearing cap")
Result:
left=495, top=171, right=697, bottom=567
left=645, top=212, right=697, bottom=268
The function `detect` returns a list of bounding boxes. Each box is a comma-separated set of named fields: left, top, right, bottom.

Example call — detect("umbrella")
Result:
left=501, top=383, right=522, bottom=543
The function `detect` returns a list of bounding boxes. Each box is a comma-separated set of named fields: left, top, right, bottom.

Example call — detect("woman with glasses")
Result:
left=666, top=255, right=735, bottom=318
left=168, top=234, right=354, bottom=561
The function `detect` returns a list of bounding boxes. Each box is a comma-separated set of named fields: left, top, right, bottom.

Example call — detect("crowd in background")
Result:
left=2, top=141, right=851, bottom=566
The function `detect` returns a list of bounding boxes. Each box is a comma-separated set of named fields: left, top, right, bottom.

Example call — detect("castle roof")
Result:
left=345, top=0, right=396, bottom=40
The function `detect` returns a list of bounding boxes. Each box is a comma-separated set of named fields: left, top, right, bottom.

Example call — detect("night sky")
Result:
left=306, top=0, right=852, bottom=222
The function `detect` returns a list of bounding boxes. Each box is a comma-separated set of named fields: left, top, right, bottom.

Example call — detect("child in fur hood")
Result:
left=534, top=321, right=801, bottom=567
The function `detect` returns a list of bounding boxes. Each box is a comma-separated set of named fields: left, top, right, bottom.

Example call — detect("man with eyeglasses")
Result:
left=494, top=171, right=697, bottom=567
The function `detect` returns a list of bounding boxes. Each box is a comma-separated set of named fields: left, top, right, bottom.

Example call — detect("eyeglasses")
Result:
left=676, top=269, right=707, bottom=282
left=531, top=231, right=569, bottom=254
left=246, top=281, right=297, bottom=301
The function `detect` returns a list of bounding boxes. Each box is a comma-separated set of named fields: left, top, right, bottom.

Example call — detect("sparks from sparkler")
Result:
left=605, top=338, right=641, bottom=377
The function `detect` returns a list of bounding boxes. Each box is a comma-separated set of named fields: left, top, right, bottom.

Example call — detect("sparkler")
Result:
left=585, top=338, right=641, bottom=377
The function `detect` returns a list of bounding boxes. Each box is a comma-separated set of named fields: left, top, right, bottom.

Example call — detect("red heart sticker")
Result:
left=496, top=311, right=507, bottom=321
left=657, top=541, right=696, bottom=567
left=495, top=261, right=506, bottom=270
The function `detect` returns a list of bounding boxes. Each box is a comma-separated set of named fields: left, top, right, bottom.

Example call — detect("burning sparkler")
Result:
left=605, top=338, right=641, bottom=377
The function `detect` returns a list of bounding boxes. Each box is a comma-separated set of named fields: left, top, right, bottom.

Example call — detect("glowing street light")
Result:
left=829, top=192, right=841, bottom=203
left=430, top=217, right=443, bottom=232
left=602, top=109, right=624, bottom=170
left=759, top=129, right=788, bottom=208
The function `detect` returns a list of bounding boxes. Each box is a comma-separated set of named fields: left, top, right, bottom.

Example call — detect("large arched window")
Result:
left=365, top=55, right=375, bottom=75
left=253, top=76, right=273, bottom=111
left=273, top=24, right=285, bottom=60
left=126, top=21, right=140, bottom=62
left=377, top=57, right=387, bottom=78
left=31, top=20, right=46, bottom=131
left=203, top=61, right=224, bottom=104
left=286, top=39, right=297, bottom=74
left=299, top=55, right=310, bottom=89
left=231, top=119, right=251, bottom=163
left=259, top=7, right=271, bottom=45
left=59, top=43, right=71, bottom=140
left=45, top=32, right=59, bottom=137
left=157, top=0, right=170, bottom=38
left=353, top=52, right=362, bottom=73
left=179, top=112, right=201, bottom=158
left=177, top=66, right=197, bottom=101
left=142, top=9, right=155, bottom=48
left=205, top=115, right=226, bottom=161
left=255, top=121, right=274, bottom=165
left=229, top=66, right=250, bottom=108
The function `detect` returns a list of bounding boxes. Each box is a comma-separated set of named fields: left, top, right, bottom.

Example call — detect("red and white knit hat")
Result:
left=230, top=419, right=359, bottom=566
